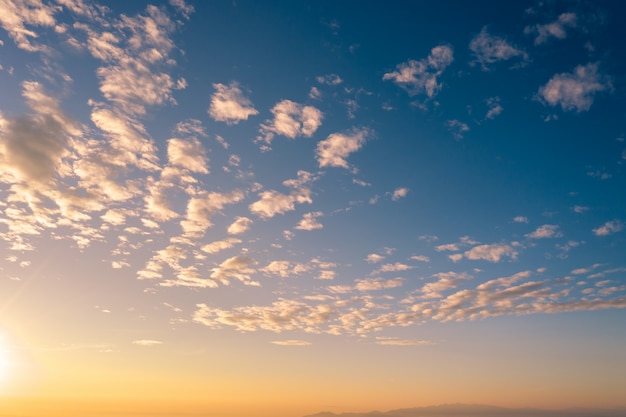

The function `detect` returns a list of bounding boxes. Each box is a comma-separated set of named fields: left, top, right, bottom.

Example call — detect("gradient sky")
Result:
left=1, top=1, right=626, bottom=416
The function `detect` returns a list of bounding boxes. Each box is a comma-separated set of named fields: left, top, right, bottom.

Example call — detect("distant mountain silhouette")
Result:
left=304, top=404, right=626, bottom=417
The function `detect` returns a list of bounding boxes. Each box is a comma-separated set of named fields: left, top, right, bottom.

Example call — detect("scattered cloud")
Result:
left=316, top=128, right=369, bottom=169
left=446, top=119, right=470, bottom=139
left=270, top=340, right=311, bottom=346
left=485, top=97, right=503, bottom=119
left=463, top=243, right=519, bottom=262
left=227, top=216, right=253, bottom=235
left=513, top=216, right=529, bottom=223
left=525, top=224, right=562, bottom=239
left=469, top=27, right=528, bottom=70
left=538, top=63, right=612, bottom=112
left=208, top=82, right=258, bottom=124
left=593, top=220, right=623, bottom=236
left=295, top=211, right=323, bottom=231
left=249, top=171, right=315, bottom=219
left=316, top=74, right=343, bottom=85
left=391, top=187, right=409, bottom=201
left=383, top=44, right=454, bottom=98
left=525, top=13, right=578, bottom=45
left=375, top=337, right=433, bottom=346
left=258, top=100, right=323, bottom=146
left=132, top=339, right=163, bottom=346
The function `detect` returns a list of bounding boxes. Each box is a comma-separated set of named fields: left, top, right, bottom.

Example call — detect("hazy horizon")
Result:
left=1, top=0, right=625, bottom=416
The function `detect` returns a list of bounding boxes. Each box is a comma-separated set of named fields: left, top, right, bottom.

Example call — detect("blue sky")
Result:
left=0, top=0, right=625, bottom=414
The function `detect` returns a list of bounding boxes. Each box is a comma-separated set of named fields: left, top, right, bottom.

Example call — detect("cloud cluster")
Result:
left=316, top=128, right=369, bottom=169
left=258, top=100, right=323, bottom=146
left=525, top=13, right=578, bottom=45
left=383, top=45, right=453, bottom=98
left=469, top=27, right=528, bottom=70
left=538, top=63, right=612, bottom=112
left=208, top=82, right=258, bottom=124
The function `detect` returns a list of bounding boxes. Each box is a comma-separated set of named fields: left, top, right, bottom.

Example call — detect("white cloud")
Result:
left=355, top=277, right=404, bottom=291
left=420, top=271, right=472, bottom=299
left=374, top=262, right=413, bottom=273
left=0, top=0, right=58, bottom=52
left=210, top=255, right=258, bottom=286
left=295, top=212, right=323, bottom=231
left=375, top=338, right=432, bottom=346
left=383, top=45, right=453, bottom=98
left=316, top=74, right=343, bottom=85
left=464, top=243, right=518, bottom=262
left=132, top=339, right=163, bottom=346
left=249, top=172, right=314, bottom=219
left=435, top=243, right=459, bottom=252
left=593, top=220, right=623, bottom=236
left=174, top=119, right=207, bottom=137
left=261, top=260, right=311, bottom=278
left=538, top=63, right=612, bottom=112
left=169, top=0, right=194, bottom=19
left=525, top=224, right=562, bottom=239
left=201, top=238, right=242, bottom=254
left=366, top=253, right=385, bottom=263
left=270, top=340, right=311, bottom=346
left=469, top=27, right=528, bottom=70
left=167, top=137, right=209, bottom=173
left=208, top=82, right=258, bottom=124
left=446, top=120, right=470, bottom=140
left=391, top=187, right=409, bottom=201
left=485, top=97, right=503, bottom=119
left=227, top=216, right=253, bottom=235
left=316, top=128, right=369, bottom=169
left=410, top=255, right=430, bottom=262
left=258, top=100, right=323, bottom=145
left=180, top=190, right=246, bottom=237
left=525, top=13, right=577, bottom=45
left=513, top=216, right=529, bottom=223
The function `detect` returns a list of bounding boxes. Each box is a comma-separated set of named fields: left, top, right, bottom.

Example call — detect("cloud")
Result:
left=261, top=260, right=311, bottom=278
left=210, top=255, right=258, bottom=286
left=208, top=82, right=258, bottom=124
left=201, top=237, right=242, bottom=254
left=374, top=262, right=413, bottom=273
left=316, top=74, right=343, bottom=85
left=316, top=128, right=369, bottom=169
left=525, top=224, right=562, bottom=239
left=0, top=0, right=58, bottom=52
left=383, top=45, right=453, bottom=98
left=446, top=120, right=470, bottom=140
left=227, top=216, right=253, bottom=235
left=0, top=82, right=79, bottom=186
left=538, top=63, right=612, bottom=112
left=167, top=137, right=209, bottom=173
left=420, top=271, right=472, bottom=298
left=375, top=338, right=433, bottom=346
left=355, top=277, right=404, bottom=291
left=132, top=339, right=163, bottom=346
left=258, top=100, right=323, bottom=145
left=366, top=254, right=385, bottom=263
left=295, top=212, right=323, bottom=231
left=435, top=243, right=459, bottom=252
left=410, top=255, right=430, bottom=262
left=525, top=13, right=577, bottom=45
left=270, top=340, right=311, bottom=346
left=169, top=0, right=194, bottom=19
left=391, top=187, right=409, bottom=201
left=485, top=97, right=503, bottom=119
left=469, top=27, right=528, bottom=70
left=249, top=171, right=314, bottom=219
left=180, top=190, right=246, bottom=237
left=593, top=219, right=623, bottom=236
left=513, top=216, right=529, bottom=223
left=463, top=243, right=518, bottom=262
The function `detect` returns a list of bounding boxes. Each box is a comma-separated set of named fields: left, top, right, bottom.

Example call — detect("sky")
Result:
left=1, top=0, right=626, bottom=416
